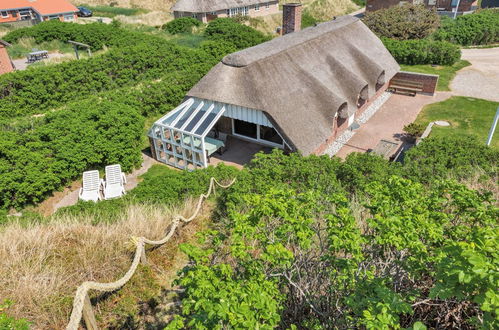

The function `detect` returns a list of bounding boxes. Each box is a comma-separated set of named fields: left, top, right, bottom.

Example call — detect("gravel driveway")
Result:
left=451, top=47, right=499, bottom=102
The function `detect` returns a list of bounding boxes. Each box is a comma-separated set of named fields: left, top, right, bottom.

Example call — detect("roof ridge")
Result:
left=222, top=15, right=358, bottom=68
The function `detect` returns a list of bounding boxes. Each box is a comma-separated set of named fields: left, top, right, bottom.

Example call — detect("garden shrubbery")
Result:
left=363, top=4, right=440, bottom=40
left=0, top=98, right=143, bottom=209
left=204, top=18, right=271, bottom=50
left=433, top=9, right=499, bottom=46
left=163, top=17, right=201, bottom=34
left=382, top=37, right=461, bottom=65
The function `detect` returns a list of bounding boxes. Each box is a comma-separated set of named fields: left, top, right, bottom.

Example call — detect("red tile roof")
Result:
left=1, top=0, right=78, bottom=16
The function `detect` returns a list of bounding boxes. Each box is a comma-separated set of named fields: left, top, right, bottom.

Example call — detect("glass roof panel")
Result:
left=194, top=106, right=222, bottom=136
left=173, top=106, right=197, bottom=129
left=161, top=106, right=184, bottom=126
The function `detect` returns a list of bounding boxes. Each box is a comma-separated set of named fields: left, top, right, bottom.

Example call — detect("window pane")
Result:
left=260, top=125, right=283, bottom=145
left=234, top=119, right=257, bottom=139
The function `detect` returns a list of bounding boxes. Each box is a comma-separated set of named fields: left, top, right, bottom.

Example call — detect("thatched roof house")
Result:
left=187, top=15, right=399, bottom=155
left=149, top=15, right=400, bottom=170
left=172, top=0, right=279, bottom=23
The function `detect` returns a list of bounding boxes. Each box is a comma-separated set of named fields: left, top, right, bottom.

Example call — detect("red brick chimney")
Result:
left=282, top=3, right=302, bottom=35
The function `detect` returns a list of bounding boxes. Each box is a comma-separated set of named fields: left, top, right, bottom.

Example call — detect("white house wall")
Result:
left=192, top=97, right=273, bottom=127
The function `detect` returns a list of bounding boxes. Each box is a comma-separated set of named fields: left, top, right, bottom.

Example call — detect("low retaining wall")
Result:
left=391, top=71, right=439, bottom=95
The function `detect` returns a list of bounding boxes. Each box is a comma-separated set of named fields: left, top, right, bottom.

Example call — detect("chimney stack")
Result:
left=282, top=3, right=302, bottom=35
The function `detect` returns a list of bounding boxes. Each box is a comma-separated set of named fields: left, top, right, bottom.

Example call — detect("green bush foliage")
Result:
left=0, top=98, right=143, bottom=209
left=204, top=18, right=271, bottom=50
left=433, top=9, right=499, bottom=46
left=171, top=146, right=498, bottom=328
left=3, top=20, right=129, bottom=51
left=382, top=37, right=461, bottom=65
left=163, top=17, right=202, bottom=34
left=301, top=12, right=320, bottom=28
left=363, top=4, right=440, bottom=40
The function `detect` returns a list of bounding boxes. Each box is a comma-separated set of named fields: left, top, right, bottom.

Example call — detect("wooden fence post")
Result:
left=82, top=294, right=99, bottom=330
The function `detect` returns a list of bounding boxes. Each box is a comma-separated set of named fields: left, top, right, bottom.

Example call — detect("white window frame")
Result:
left=231, top=118, right=285, bottom=149
left=63, top=14, right=74, bottom=21
left=1, top=11, right=8, bottom=18
left=265, top=2, right=270, bottom=9
left=228, top=6, right=249, bottom=17
left=255, top=4, right=260, bottom=11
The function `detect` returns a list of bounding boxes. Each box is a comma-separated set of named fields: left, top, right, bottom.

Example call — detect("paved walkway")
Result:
left=12, top=52, right=66, bottom=71
left=335, top=92, right=452, bottom=159
left=451, top=47, right=499, bottom=102
left=36, top=153, right=159, bottom=216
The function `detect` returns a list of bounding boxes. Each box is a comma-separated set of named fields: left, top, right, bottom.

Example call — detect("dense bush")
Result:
left=204, top=18, right=271, bottom=50
left=3, top=20, right=129, bottom=51
left=170, top=148, right=498, bottom=328
left=382, top=37, right=461, bottom=65
left=0, top=98, right=143, bottom=209
left=0, top=37, right=212, bottom=118
left=403, top=135, right=499, bottom=183
left=301, top=12, right=320, bottom=28
left=0, top=300, right=30, bottom=330
left=163, top=17, right=201, bottom=34
left=433, top=9, right=499, bottom=46
left=363, top=4, right=440, bottom=40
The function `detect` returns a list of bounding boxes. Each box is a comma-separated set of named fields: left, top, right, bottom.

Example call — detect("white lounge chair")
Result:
left=102, top=164, right=127, bottom=200
left=79, top=170, right=102, bottom=202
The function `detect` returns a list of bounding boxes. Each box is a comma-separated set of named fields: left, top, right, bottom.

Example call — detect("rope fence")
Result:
left=66, top=177, right=236, bottom=330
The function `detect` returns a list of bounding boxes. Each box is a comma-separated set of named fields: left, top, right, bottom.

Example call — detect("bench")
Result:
left=389, top=79, right=424, bottom=96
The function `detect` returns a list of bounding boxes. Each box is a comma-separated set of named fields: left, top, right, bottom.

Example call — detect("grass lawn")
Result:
left=414, top=96, right=499, bottom=149
left=400, top=60, right=471, bottom=91
left=7, top=37, right=74, bottom=59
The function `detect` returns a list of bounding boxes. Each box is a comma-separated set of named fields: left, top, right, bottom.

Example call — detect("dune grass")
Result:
left=0, top=199, right=213, bottom=328
left=414, top=96, right=499, bottom=149
left=80, top=4, right=148, bottom=17
left=400, top=60, right=471, bottom=91
left=7, top=37, right=74, bottom=59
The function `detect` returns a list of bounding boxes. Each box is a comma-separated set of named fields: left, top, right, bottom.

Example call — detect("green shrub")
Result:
left=382, top=37, right=461, bottom=65
left=163, top=17, right=201, bottom=34
left=403, top=122, right=426, bottom=137
left=204, top=18, right=271, bottom=50
left=363, top=4, right=440, bottom=40
left=0, top=98, right=144, bottom=209
left=199, top=40, right=237, bottom=61
left=403, top=135, right=499, bottom=183
left=433, top=9, right=499, bottom=46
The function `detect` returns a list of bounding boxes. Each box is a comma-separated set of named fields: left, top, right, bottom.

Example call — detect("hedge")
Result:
left=382, top=37, right=461, bottom=65
left=0, top=98, right=144, bottom=209
left=163, top=17, right=201, bottom=34
left=433, top=9, right=499, bottom=46
left=204, top=18, right=271, bottom=50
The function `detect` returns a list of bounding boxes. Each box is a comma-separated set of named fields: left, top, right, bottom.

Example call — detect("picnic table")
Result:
left=27, top=50, right=49, bottom=63
left=182, top=136, right=225, bottom=156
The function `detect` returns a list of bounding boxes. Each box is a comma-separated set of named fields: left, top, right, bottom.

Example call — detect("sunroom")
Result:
left=148, top=98, right=286, bottom=170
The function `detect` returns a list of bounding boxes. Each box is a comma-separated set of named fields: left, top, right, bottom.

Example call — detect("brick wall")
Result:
left=282, top=3, right=302, bottom=35
left=391, top=71, right=439, bottom=95
left=0, top=45, right=14, bottom=75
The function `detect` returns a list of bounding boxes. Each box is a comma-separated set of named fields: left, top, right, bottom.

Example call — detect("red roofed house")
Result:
left=0, top=40, right=15, bottom=75
left=0, top=0, right=79, bottom=24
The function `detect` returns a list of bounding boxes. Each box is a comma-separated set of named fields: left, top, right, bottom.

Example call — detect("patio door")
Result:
left=232, top=119, right=284, bottom=148
left=233, top=119, right=257, bottom=139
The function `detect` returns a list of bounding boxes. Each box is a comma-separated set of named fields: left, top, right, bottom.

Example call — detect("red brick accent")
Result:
left=0, top=44, right=14, bottom=75
left=391, top=71, right=439, bottom=95
left=312, top=82, right=390, bottom=155
left=282, top=3, right=302, bottom=35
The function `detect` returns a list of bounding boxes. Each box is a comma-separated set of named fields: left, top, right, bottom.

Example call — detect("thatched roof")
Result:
left=172, top=0, right=268, bottom=12
left=187, top=16, right=400, bottom=155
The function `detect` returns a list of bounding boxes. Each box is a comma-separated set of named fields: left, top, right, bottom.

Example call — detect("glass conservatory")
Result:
left=148, top=98, right=227, bottom=170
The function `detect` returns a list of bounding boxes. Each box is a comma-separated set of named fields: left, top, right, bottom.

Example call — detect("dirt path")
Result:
left=36, top=153, right=158, bottom=216
left=451, top=47, right=499, bottom=102
left=12, top=52, right=67, bottom=71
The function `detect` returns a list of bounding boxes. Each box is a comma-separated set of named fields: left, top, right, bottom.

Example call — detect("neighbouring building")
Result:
left=172, top=0, right=280, bottom=23
left=0, top=40, right=14, bottom=75
left=0, top=0, right=79, bottom=25
left=366, top=0, right=475, bottom=13
left=481, top=0, right=499, bottom=8
left=149, top=14, right=401, bottom=170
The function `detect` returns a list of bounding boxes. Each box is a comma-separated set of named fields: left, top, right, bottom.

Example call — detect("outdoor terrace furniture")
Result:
left=27, top=50, right=49, bottom=63
left=102, top=164, right=127, bottom=200
left=388, top=79, right=424, bottom=96
left=182, top=136, right=225, bottom=156
left=79, top=170, right=102, bottom=202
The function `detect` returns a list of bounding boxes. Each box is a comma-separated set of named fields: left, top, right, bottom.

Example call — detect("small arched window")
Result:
left=357, top=85, right=369, bottom=108
left=376, top=71, right=385, bottom=91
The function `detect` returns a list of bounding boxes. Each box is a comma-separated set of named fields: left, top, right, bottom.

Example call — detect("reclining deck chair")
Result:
left=79, top=170, right=102, bottom=202
left=102, top=164, right=127, bottom=200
